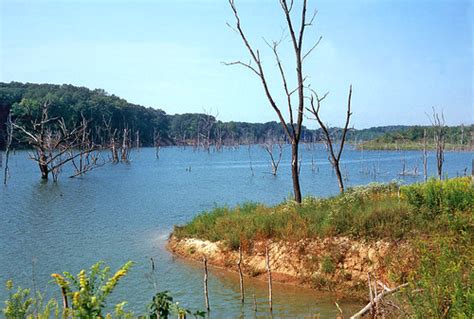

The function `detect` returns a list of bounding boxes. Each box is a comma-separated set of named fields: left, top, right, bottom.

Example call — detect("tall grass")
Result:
left=174, top=177, right=473, bottom=247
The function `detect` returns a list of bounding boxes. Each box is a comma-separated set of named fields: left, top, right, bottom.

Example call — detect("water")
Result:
left=0, top=145, right=471, bottom=318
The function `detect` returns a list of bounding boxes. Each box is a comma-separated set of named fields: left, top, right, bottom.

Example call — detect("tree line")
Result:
left=0, top=82, right=442, bottom=151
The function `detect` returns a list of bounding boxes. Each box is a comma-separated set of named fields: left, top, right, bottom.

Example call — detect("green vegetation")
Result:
left=360, top=125, right=472, bottom=150
left=174, top=177, right=472, bottom=246
left=403, top=235, right=473, bottom=318
left=174, top=177, right=473, bottom=317
left=2, top=82, right=464, bottom=150
left=2, top=262, right=205, bottom=319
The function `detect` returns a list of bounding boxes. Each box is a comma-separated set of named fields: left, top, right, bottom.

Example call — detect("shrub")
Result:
left=404, top=235, right=473, bottom=318
left=51, top=261, right=134, bottom=318
left=321, top=256, right=335, bottom=274
left=2, top=280, right=59, bottom=319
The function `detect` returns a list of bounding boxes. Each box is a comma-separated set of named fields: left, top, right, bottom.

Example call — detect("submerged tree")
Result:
left=307, top=85, right=353, bottom=192
left=3, top=111, right=13, bottom=185
left=12, top=101, right=97, bottom=181
left=262, top=139, right=283, bottom=176
left=429, top=108, right=446, bottom=179
left=227, top=0, right=322, bottom=203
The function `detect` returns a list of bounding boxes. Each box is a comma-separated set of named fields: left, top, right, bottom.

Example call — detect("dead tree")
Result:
left=247, top=142, right=254, bottom=176
left=13, top=102, right=95, bottom=181
left=429, top=108, right=446, bottom=179
left=422, top=128, right=428, bottom=181
left=265, top=244, right=273, bottom=312
left=103, top=116, right=119, bottom=163
left=135, top=130, right=140, bottom=151
left=226, top=0, right=322, bottom=203
left=237, top=245, right=245, bottom=303
left=120, top=127, right=131, bottom=162
left=69, top=115, right=104, bottom=178
left=307, top=85, right=353, bottom=192
left=198, top=110, right=217, bottom=153
left=262, top=139, right=283, bottom=175
left=3, top=112, right=13, bottom=185
left=153, top=128, right=161, bottom=159
left=203, top=255, right=210, bottom=311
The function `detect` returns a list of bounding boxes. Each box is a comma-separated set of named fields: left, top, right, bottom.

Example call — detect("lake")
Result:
left=0, top=145, right=471, bottom=318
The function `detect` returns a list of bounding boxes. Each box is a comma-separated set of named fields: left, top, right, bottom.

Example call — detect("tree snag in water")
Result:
left=226, top=0, right=322, bottom=203
left=307, top=85, right=353, bottom=192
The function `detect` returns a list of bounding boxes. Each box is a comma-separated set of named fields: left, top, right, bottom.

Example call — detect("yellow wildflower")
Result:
left=78, top=270, right=88, bottom=289
left=72, top=292, right=80, bottom=306
left=51, top=274, right=69, bottom=288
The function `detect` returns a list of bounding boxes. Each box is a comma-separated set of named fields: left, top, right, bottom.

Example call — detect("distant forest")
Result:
left=0, top=82, right=470, bottom=149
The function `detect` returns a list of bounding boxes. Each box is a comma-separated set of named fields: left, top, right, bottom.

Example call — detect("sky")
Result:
left=0, top=0, right=472, bottom=128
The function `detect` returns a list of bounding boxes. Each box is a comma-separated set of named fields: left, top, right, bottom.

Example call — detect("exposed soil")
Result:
left=167, top=235, right=414, bottom=300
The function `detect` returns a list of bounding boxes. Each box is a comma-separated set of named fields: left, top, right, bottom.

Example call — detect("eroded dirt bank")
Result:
left=167, top=236, right=413, bottom=299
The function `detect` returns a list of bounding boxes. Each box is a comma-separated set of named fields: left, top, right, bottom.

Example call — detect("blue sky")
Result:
left=0, top=0, right=472, bottom=128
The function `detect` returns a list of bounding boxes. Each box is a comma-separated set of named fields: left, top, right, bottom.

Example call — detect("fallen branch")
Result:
left=350, top=283, right=408, bottom=319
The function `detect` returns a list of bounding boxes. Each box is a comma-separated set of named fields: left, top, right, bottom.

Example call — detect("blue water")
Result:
left=0, top=145, right=471, bottom=318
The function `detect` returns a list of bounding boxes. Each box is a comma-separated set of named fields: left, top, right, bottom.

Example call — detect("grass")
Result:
left=173, top=177, right=473, bottom=248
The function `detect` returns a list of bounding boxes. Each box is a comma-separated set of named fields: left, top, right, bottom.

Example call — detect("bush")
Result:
left=402, top=177, right=473, bottom=217
left=51, top=261, right=134, bottom=318
left=2, top=280, right=59, bottom=319
left=404, top=235, right=474, bottom=318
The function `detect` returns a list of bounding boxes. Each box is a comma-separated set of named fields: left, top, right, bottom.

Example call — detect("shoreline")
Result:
left=167, top=235, right=414, bottom=301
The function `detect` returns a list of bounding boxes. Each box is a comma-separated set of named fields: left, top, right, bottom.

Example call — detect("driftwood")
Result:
left=203, top=255, right=210, bottom=311
left=237, top=245, right=245, bottom=303
left=350, top=282, right=408, bottom=319
left=265, top=245, right=273, bottom=312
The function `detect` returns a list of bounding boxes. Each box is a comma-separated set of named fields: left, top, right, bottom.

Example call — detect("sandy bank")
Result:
left=167, top=235, right=413, bottom=299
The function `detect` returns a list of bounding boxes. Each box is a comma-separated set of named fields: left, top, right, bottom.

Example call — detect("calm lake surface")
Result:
left=0, top=145, right=471, bottom=318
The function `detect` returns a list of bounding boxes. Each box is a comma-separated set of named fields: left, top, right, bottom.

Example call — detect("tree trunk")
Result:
left=291, top=141, right=302, bottom=203
left=39, top=153, right=49, bottom=179
left=334, top=160, right=344, bottom=192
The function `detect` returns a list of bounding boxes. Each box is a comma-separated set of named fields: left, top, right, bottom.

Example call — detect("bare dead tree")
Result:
left=69, top=115, right=105, bottom=178
left=120, top=127, right=132, bottom=162
left=103, top=116, right=119, bottom=163
left=428, top=108, right=446, bottom=179
left=247, top=142, right=254, bottom=176
left=198, top=109, right=217, bottom=153
left=203, top=255, right=210, bottom=311
left=153, top=128, right=161, bottom=159
left=215, top=122, right=224, bottom=152
left=13, top=102, right=95, bottom=181
left=262, top=139, right=283, bottom=175
left=237, top=245, right=245, bottom=303
left=226, top=0, right=321, bottom=203
left=3, top=112, right=13, bottom=185
left=265, top=244, right=273, bottom=312
left=307, top=85, right=353, bottom=192
left=135, top=130, right=140, bottom=151
left=422, top=128, right=428, bottom=181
